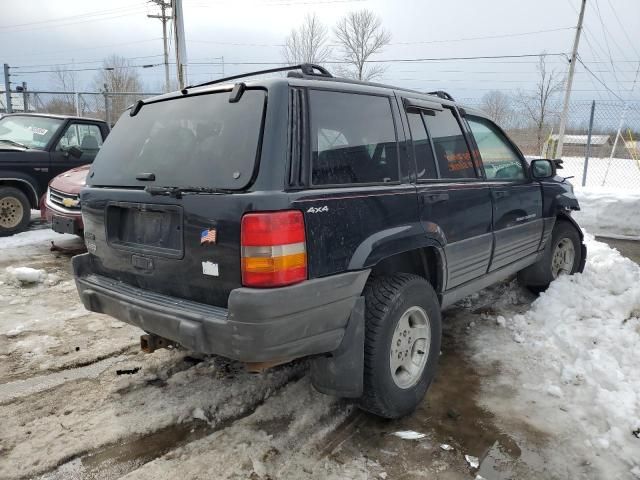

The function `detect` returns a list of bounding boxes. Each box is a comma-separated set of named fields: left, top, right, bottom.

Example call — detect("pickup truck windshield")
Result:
left=89, top=89, right=266, bottom=190
left=0, top=115, right=64, bottom=150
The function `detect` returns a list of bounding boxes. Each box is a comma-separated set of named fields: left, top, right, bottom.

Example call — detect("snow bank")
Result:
left=574, top=187, right=640, bottom=239
left=479, top=235, right=640, bottom=475
left=0, top=228, right=74, bottom=249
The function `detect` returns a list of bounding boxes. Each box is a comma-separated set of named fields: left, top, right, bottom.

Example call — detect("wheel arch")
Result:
left=368, top=246, right=446, bottom=295
left=347, top=224, right=447, bottom=295
left=556, top=211, right=584, bottom=240
left=0, top=177, right=39, bottom=208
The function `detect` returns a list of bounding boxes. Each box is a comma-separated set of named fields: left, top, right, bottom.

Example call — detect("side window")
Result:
left=423, top=108, right=477, bottom=179
left=309, top=90, right=399, bottom=186
left=467, top=116, right=525, bottom=181
left=56, top=123, right=103, bottom=152
left=406, top=111, right=437, bottom=180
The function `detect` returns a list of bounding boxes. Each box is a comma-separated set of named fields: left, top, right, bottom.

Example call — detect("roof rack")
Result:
left=184, top=63, right=332, bottom=90
left=427, top=90, right=455, bottom=101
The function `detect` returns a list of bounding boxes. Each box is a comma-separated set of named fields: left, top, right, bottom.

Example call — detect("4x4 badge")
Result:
left=307, top=206, right=329, bottom=214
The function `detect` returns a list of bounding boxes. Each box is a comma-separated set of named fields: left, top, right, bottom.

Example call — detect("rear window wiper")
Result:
left=0, top=139, right=29, bottom=149
left=144, top=185, right=234, bottom=198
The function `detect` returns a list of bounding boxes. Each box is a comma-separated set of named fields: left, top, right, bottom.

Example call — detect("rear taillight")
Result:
left=241, top=210, right=307, bottom=287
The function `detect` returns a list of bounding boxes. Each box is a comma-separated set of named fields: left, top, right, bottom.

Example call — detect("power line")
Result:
left=0, top=5, right=149, bottom=34
left=0, top=3, right=148, bottom=29
left=188, top=39, right=283, bottom=47
left=385, top=27, right=575, bottom=46
left=186, top=26, right=574, bottom=49
left=12, top=55, right=164, bottom=70
left=13, top=63, right=165, bottom=75
left=185, top=52, right=569, bottom=67
left=188, top=0, right=365, bottom=6
left=576, top=56, right=624, bottom=101
left=605, top=0, right=640, bottom=60
left=593, top=0, right=622, bottom=94
left=5, top=38, right=163, bottom=60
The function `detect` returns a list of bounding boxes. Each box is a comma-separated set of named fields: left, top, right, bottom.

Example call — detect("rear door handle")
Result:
left=423, top=193, right=449, bottom=204
left=492, top=190, right=510, bottom=199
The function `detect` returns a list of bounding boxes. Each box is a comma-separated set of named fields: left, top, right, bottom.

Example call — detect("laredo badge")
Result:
left=200, top=228, right=217, bottom=245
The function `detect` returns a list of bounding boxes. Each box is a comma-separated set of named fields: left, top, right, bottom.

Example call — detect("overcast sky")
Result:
left=1, top=0, right=639, bottom=103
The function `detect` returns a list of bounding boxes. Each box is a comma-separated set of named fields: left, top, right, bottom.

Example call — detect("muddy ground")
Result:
left=0, top=223, right=636, bottom=480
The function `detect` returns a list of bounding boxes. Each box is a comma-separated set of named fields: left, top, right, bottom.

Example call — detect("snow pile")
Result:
left=392, top=430, right=426, bottom=440
left=574, top=187, right=640, bottom=239
left=5, top=266, right=48, bottom=284
left=478, top=235, right=640, bottom=474
left=0, top=228, right=73, bottom=249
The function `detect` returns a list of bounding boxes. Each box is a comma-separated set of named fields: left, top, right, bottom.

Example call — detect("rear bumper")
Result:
left=73, top=253, right=370, bottom=362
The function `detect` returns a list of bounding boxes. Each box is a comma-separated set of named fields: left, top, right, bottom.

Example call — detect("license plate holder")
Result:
left=52, top=215, right=77, bottom=235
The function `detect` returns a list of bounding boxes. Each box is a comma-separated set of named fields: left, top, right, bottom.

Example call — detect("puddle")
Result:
left=39, top=422, right=212, bottom=480
left=322, top=312, right=551, bottom=479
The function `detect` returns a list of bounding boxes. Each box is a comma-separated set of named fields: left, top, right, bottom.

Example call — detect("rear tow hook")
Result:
left=140, top=334, right=177, bottom=353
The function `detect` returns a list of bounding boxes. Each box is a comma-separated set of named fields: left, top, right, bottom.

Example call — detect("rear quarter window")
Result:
left=423, top=108, right=478, bottom=179
left=309, top=90, right=399, bottom=186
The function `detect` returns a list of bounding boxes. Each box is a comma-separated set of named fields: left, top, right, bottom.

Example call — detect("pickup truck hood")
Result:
left=49, top=164, right=90, bottom=194
left=0, top=145, right=27, bottom=152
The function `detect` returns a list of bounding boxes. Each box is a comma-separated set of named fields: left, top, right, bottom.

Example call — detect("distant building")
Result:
left=548, top=134, right=612, bottom=158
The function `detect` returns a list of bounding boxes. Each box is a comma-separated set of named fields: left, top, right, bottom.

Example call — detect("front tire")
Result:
left=0, top=187, right=31, bottom=236
left=518, top=219, right=584, bottom=291
left=359, top=274, right=442, bottom=419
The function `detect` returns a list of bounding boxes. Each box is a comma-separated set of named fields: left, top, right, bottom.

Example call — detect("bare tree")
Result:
left=517, top=54, right=564, bottom=154
left=283, top=13, right=331, bottom=65
left=47, top=66, right=78, bottom=114
left=93, top=55, right=144, bottom=120
left=334, top=9, right=391, bottom=81
left=479, top=90, right=513, bottom=127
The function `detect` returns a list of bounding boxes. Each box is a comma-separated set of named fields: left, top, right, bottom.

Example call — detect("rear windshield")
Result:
left=89, top=89, right=266, bottom=190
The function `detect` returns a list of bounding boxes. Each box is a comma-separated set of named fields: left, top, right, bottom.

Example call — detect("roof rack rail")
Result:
left=184, top=63, right=332, bottom=90
left=427, top=90, right=455, bottom=101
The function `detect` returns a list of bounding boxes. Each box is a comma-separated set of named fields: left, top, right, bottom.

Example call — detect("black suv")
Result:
left=73, top=65, right=586, bottom=418
left=0, top=113, right=109, bottom=235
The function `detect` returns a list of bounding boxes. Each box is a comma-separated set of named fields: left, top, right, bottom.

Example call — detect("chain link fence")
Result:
left=462, top=98, right=640, bottom=190
left=1, top=90, right=162, bottom=124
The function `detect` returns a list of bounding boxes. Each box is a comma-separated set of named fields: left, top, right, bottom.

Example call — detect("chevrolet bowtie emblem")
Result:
left=62, top=197, right=79, bottom=208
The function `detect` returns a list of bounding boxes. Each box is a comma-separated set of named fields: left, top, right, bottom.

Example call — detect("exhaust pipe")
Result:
left=140, top=334, right=176, bottom=353
left=244, top=358, right=292, bottom=373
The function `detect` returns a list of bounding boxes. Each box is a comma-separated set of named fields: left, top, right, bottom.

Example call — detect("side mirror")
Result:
left=530, top=159, right=555, bottom=179
left=67, top=146, right=83, bottom=159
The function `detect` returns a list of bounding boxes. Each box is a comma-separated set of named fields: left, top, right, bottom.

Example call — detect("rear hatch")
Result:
left=81, top=88, right=267, bottom=307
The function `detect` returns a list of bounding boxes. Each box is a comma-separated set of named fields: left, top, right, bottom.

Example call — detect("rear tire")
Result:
left=0, top=187, right=31, bottom=236
left=518, top=219, right=583, bottom=292
left=358, top=274, right=442, bottom=419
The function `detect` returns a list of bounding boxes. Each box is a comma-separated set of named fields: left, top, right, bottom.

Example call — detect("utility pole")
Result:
left=172, top=0, right=187, bottom=89
left=3, top=63, right=12, bottom=114
left=21, top=82, right=28, bottom=112
left=556, top=0, right=586, bottom=159
left=148, top=0, right=172, bottom=92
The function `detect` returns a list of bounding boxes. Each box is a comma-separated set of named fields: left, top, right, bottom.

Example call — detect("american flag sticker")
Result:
left=200, top=228, right=217, bottom=245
